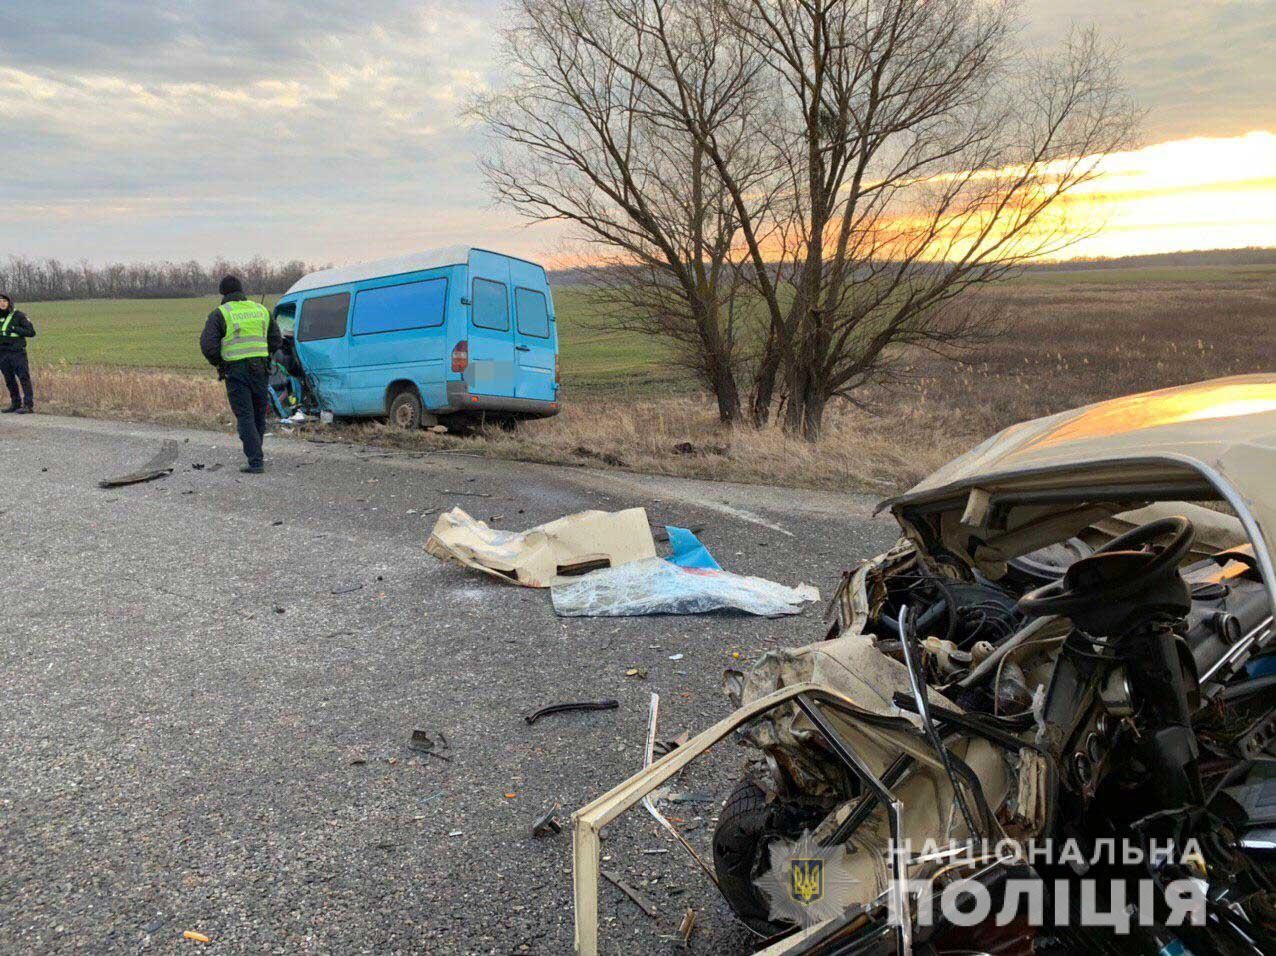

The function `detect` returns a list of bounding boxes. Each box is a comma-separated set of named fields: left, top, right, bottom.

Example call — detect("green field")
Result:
left=22, top=263, right=1275, bottom=396
left=24, top=287, right=686, bottom=395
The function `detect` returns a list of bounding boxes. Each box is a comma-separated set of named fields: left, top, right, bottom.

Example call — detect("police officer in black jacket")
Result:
left=0, top=292, right=36, bottom=414
left=199, top=276, right=282, bottom=473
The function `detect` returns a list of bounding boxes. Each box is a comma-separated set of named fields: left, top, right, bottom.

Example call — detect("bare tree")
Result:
left=470, top=0, right=783, bottom=423
left=721, top=2, right=1139, bottom=436
left=477, top=0, right=1137, bottom=438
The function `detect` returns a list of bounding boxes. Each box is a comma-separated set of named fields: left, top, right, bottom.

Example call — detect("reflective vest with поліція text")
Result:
left=218, top=300, right=271, bottom=362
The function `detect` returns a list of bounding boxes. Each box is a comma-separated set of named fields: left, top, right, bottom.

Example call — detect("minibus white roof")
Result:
left=286, top=245, right=473, bottom=295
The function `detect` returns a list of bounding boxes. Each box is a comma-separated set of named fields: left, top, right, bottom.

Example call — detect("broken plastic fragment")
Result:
left=98, top=440, right=179, bottom=489
left=665, top=526, right=721, bottom=571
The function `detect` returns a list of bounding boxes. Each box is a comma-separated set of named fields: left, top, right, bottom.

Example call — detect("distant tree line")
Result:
left=0, top=256, right=315, bottom=302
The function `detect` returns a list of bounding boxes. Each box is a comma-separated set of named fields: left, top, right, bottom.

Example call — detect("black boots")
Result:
left=14, top=405, right=32, bottom=415
left=2, top=403, right=18, bottom=413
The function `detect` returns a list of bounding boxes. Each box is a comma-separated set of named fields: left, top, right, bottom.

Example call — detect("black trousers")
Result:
left=0, top=350, right=33, bottom=407
left=224, top=362, right=269, bottom=467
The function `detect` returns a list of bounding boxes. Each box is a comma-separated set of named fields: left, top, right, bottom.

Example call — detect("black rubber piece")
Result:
left=523, top=699, right=619, bottom=725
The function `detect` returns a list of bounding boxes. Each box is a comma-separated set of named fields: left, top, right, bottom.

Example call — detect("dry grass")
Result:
left=35, top=363, right=233, bottom=428
left=29, top=270, right=1275, bottom=494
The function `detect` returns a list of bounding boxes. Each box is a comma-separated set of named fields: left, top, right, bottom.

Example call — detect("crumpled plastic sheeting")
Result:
left=550, top=558, right=819, bottom=617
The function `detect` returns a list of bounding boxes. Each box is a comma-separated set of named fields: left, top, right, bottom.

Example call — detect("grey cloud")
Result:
left=0, top=0, right=1270, bottom=264
left=1021, top=0, right=1276, bottom=140
left=0, top=1, right=517, bottom=263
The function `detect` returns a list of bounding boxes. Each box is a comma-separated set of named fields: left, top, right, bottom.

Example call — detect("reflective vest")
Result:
left=219, top=300, right=271, bottom=362
left=0, top=314, right=19, bottom=338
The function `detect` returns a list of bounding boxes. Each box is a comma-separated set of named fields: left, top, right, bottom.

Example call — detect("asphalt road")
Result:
left=0, top=414, right=897, bottom=954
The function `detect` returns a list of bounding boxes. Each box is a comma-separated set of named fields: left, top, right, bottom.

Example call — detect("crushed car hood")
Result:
left=880, top=374, right=1276, bottom=616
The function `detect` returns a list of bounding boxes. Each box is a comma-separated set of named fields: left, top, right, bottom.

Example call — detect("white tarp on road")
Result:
left=551, top=558, right=819, bottom=617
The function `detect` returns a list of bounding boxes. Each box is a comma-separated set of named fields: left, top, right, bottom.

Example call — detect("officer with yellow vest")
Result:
left=200, top=276, right=282, bottom=473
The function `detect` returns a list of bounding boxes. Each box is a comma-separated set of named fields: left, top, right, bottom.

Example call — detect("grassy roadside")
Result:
left=31, top=363, right=951, bottom=493
left=23, top=263, right=1276, bottom=493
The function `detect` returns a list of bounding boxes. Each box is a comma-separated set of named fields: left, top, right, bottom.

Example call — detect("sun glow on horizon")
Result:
left=1043, top=131, right=1276, bottom=260
left=541, top=131, right=1276, bottom=273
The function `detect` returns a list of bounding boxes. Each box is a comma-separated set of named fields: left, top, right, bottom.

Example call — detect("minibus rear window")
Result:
left=515, top=288, right=550, bottom=338
left=472, top=278, right=509, bottom=332
left=298, top=293, right=350, bottom=342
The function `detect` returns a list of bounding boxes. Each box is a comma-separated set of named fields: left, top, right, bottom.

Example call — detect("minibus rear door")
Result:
left=465, top=250, right=516, bottom=399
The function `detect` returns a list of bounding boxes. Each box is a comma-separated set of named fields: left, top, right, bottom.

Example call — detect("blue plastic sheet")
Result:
left=665, top=526, right=722, bottom=571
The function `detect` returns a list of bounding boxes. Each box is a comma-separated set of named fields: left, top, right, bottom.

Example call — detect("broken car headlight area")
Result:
left=573, top=375, right=1276, bottom=956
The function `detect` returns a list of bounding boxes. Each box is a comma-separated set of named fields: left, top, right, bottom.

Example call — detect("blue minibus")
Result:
left=273, top=246, right=560, bottom=428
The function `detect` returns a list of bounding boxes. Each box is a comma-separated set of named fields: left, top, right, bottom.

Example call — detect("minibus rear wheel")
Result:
left=388, top=386, right=424, bottom=430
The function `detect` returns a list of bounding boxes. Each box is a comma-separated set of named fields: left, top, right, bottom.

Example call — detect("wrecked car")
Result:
left=573, top=374, right=1276, bottom=954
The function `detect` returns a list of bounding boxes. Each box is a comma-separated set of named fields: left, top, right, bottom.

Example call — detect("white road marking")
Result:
left=695, top=500, right=795, bottom=537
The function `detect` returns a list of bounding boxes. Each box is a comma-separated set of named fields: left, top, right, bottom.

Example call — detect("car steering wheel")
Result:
left=1018, top=516, right=1196, bottom=619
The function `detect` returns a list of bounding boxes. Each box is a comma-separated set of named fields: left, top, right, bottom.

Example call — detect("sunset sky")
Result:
left=0, top=0, right=1273, bottom=267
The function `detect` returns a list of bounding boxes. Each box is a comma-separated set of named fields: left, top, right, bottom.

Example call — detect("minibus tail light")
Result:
left=451, top=340, right=469, bottom=374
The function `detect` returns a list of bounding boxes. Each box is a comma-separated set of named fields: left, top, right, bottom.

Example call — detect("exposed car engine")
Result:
left=712, top=511, right=1276, bottom=953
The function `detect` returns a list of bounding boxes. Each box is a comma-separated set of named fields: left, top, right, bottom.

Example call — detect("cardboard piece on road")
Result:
left=425, top=506, right=656, bottom=588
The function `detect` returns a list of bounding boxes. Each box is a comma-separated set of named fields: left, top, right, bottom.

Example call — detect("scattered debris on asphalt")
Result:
left=625, top=667, right=648, bottom=680
left=677, top=907, right=697, bottom=947
left=330, top=583, right=364, bottom=595
left=426, top=507, right=656, bottom=588
left=524, top=699, right=619, bottom=725
left=640, top=694, right=719, bottom=885
left=182, top=930, right=211, bottom=943
left=653, top=731, right=690, bottom=757
left=532, top=806, right=562, bottom=837
left=408, top=730, right=452, bottom=761
left=601, top=869, right=658, bottom=918
left=98, top=439, right=179, bottom=488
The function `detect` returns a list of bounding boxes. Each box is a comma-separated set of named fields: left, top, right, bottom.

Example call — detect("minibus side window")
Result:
left=515, top=288, right=550, bottom=338
left=298, top=293, right=350, bottom=342
left=352, top=278, right=448, bottom=336
left=472, top=278, right=509, bottom=332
